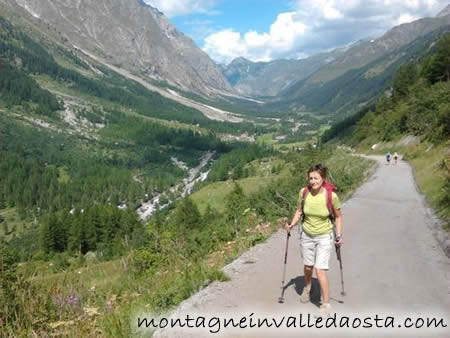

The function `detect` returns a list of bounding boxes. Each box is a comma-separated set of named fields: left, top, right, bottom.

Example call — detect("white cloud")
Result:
left=307, top=0, right=344, bottom=20
left=203, top=12, right=308, bottom=63
left=203, top=29, right=248, bottom=62
left=244, top=31, right=270, bottom=48
left=143, top=0, right=217, bottom=18
left=404, top=0, right=420, bottom=10
left=202, top=0, right=449, bottom=63
left=396, top=13, right=420, bottom=24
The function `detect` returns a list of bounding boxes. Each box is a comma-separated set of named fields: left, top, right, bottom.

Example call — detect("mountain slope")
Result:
left=298, top=13, right=450, bottom=87
left=5, top=0, right=234, bottom=98
left=220, top=50, right=345, bottom=97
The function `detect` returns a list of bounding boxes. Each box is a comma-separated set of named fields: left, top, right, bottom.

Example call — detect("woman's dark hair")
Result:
left=307, top=163, right=328, bottom=179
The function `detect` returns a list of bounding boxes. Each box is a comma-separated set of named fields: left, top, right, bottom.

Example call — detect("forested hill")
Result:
left=322, top=33, right=450, bottom=225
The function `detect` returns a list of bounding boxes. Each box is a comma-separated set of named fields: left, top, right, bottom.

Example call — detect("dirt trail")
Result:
left=149, top=156, right=450, bottom=337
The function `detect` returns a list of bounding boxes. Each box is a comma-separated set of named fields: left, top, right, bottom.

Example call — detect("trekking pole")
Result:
left=335, top=244, right=346, bottom=296
left=278, top=231, right=291, bottom=303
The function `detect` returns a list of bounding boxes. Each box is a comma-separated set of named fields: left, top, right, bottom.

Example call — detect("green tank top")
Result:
left=298, top=187, right=341, bottom=236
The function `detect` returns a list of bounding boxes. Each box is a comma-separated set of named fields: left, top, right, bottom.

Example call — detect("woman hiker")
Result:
left=393, top=152, right=399, bottom=164
left=285, top=164, right=343, bottom=317
left=385, top=152, right=391, bottom=165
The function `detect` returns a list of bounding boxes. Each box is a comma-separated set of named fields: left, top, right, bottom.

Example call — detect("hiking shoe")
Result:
left=300, top=286, right=311, bottom=303
left=319, top=303, right=331, bottom=317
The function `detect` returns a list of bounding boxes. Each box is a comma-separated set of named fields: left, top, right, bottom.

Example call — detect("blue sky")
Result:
left=144, top=0, right=449, bottom=64
left=171, top=1, right=293, bottom=39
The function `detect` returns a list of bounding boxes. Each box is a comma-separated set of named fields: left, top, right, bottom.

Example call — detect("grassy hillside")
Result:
left=191, top=157, right=292, bottom=213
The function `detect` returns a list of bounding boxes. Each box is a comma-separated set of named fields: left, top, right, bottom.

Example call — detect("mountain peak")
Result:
left=229, top=57, right=252, bottom=66
left=137, top=0, right=164, bottom=16
left=10, top=0, right=233, bottom=97
left=436, top=4, right=450, bottom=17
left=137, top=0, right=149, bottom=7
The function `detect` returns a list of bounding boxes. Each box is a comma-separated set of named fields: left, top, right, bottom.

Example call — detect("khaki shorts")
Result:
left=300, top=231, right=333, bottom=270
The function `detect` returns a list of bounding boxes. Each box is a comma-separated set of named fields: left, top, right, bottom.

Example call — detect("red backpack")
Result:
left=301, top=181, right=337, bottom=222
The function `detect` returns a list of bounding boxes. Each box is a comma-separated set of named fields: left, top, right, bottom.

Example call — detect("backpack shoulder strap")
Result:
left=301, top=186, right=309, bottom=201
left=300, top=186, right=309, bottom=219
left=324, top=185, right=337, bottom=222
left=325, top=188, right=335, bottom=219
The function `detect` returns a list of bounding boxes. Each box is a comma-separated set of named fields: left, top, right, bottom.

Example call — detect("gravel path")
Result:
left=145, top=156, right=450, bottom=337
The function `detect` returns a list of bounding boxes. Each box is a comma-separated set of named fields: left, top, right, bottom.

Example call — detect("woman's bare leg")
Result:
left=315, top=268, right=329, bottom=304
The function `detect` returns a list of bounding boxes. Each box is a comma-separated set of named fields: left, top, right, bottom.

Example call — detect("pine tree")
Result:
left=173, top=197, right=201, bottom=233
left=433, top=33, right=450, bottom=82
left=40, top=217, right=54, bottom=254
left=422, top=34, right=450, bottom=83
left=202, top=204, right=218, bottom=227
left=225, top=182, right=247, bottom=236
left=392, top=63, right=417, bottom=99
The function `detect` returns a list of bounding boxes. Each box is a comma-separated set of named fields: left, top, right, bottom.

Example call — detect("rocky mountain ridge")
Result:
left=437, top=4, right=450, bottom=17
left=6, top=0, right=234, bottom=98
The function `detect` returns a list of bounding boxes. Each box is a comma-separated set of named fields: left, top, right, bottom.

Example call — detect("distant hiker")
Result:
left=393, top=152, right=398, bottom=164
left=385, top=152, right=391, bottom=165
left=285, top=164, right=343, bottom=317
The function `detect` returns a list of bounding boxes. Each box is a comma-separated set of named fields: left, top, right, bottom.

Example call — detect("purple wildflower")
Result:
left=66, top=293, right=79, bottom=310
